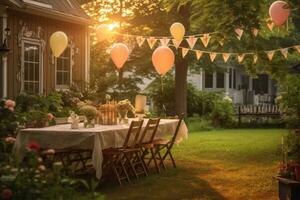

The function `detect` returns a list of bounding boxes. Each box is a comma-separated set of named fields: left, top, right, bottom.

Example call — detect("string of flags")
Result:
left=166, top=44, right=300, bottom=64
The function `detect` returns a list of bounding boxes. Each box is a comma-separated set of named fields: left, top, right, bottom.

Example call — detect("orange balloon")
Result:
left=269, top=1, right=290, bottom=26
left=152, top=46, right=175, bottom=75
left=110, top=43, right=129, bottom=69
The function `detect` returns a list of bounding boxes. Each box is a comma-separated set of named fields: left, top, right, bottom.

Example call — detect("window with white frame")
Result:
left=22, top=40, right=42, bottom=94
left=229, top=68, right=237, bottom=89
left=216, top=72, right=225, bottom=88
left=55, top=47, right=71, bottom=89
left=204, top=71, right=213, bottom=88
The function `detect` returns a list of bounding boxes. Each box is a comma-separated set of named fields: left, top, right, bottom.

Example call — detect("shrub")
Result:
left=186, top=117, right=213, bottom=132
left=209, top=98, right=236, bottom=127
left=278, top=75, right=300, bottom=129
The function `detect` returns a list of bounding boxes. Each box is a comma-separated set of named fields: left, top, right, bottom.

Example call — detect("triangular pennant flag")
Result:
left=280, top=48, right=288, bottom=59
left=253, top=54, right=258, bottom=64
left=195, top=50, right=203, bottom=60
left=266, top=51, right=275, bottom=61
left=222, top=53, right=231, bottom=63
left=294, top=45, right=300, bottom=53
left=237, top=54, right=246, bottom=63
left=147, top=37, right=157, bottom=49
left=200, top=34, right=211, bottom=48
left=186, top=36, right=198, bottom=49
left=172, top=39, right=182, bottom=49
left=235, top=28, right=244, bottom=40
left=267, top=21, right=274, bottom=31
left=159, top=37, right=170, bottom=46
left=182, top=48, right=189, bottom=58
left=136, top=36, right=145, bottom=47
left=252, top=28, right=259, bottom=37
left=209, top=53, right=217, bottom=62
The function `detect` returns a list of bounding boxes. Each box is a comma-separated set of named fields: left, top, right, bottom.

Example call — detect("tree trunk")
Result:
left=175, top=57, right=188, bottom=117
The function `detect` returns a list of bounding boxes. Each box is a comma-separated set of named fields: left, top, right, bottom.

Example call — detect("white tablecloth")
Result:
left=14, top=119, right=188, bottom=179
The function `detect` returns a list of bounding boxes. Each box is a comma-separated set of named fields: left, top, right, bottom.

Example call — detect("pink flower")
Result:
left=5, top=100, right=15, bottom=109
left=4, top=137, right=16, bottom=144
left=27, top=141, right=40, bottom=152
left=1, top=188, right=13, bottom=200
left=47, top=113, right=54, bottom=121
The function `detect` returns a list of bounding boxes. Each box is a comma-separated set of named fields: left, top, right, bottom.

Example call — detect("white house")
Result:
left=188, top=65, right=278, bottom=105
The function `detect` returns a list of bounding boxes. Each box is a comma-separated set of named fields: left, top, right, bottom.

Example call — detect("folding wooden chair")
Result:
left=102, top=120, right=147, bottom=185
left=152, top=115, right=184, bottom=170
left=137, top=118, right=161, bottom=173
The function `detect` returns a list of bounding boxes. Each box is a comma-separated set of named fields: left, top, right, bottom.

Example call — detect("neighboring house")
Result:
left=0, top=0, right=91, bottom=99
left=189, top=65, right=278, bottom=105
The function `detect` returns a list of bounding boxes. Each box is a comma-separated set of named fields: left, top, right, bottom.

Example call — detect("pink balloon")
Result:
left=110, top=43, right=129, bottom=69
left=269, top=1, right=290, bottom=26
left=152, top=46, right=175, bottom=75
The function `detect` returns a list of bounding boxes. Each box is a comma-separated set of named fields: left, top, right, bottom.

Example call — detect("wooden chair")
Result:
left=102, top=120, right=147, bottom=185
left=137, top=118, right=161, bottom=173
left=152, top=115, right=184, bottom=170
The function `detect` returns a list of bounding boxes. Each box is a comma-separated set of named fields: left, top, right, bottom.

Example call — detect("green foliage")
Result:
left=285, top=131, right=300, bottom=163
left=278, top=75, right=300, bottom=129
left=0, top=100, right=20, bottom=138
left=209, top=99, right=236, bottom=128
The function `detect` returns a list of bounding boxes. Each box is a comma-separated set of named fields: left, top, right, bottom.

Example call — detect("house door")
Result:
left=21, top=40, right=43, bottom=94
left=253, top=74, right=269, bottom=95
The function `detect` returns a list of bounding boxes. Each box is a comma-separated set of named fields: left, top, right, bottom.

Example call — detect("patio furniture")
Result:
left=102, top=120, right=146, bottom=185
left=13, top=118, right=188, bottom=180
left=138, top=118, right=161, bottom=173
left=275, top=176, right=300, bottom=200
left=152, top=115, right=184, bottom=170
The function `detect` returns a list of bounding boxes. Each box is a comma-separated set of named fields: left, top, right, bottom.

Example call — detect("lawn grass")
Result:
left=98, top=129, right=287, bottom=200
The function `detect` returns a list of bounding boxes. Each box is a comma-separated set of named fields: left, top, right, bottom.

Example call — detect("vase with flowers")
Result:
left=78, top=104, right=99, bottom=128
left=116, top=99, right=134, bottom=124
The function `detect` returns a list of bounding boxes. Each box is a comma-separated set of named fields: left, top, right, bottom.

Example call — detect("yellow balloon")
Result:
left=50, top=31, right=68, bottom=58
left=170, top=22, right=185, bottom=41
left=96, top=24, right=111, bottom=42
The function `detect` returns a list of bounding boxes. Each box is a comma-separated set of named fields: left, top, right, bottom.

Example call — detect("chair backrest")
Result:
left=169, top=114, right=184, bottom=149
left=138, top=118, right=160, bottom=145
left=123, top=120, right=144, bottom=148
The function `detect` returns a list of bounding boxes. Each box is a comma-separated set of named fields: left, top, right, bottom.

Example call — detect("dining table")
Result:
left=13, top=118, right=188, bottom=179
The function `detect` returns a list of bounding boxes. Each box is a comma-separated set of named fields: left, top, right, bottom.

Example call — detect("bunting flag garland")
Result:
left=172, top=39, right=182, bottom=49
left=253, top=54, right=258, bottom=64
left=235, top=28, right=244, bottom=40
left=182, top=48, right=189, bottom=58
left=147, top=37, right=157, bottom=49
left=160, top=37, right=170, bottom=46
left=266, top=51, right=275, bottom=61
left=237, top=54, right=246, bottom=63
left=186, top=36, right=198, bottom=49
left=295, top=45, right=300, bottom=53
left=136, top=36, right=145, bottom=47
left=222, top=53, right=231, bottom=63
left=252, top=28, right=259, bottom=37
left=209, top=53, right=217, bottom=62
left=200, top=34, right=211, bottom=47
left=280, top=48, right=288, bottom=58
left=195, top=50, right=203, bottom=60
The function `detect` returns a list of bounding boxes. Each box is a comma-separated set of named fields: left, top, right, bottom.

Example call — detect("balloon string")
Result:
left=160, top=76, right=167, bottom=116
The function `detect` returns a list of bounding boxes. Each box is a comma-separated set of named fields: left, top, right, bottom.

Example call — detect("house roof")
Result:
left=2, top=0, right=91, bottom=25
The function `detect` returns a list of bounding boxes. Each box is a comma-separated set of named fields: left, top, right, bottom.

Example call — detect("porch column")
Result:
left=1, top=7, right=7, bottom=98
left=225, top=70, right=229, bottom=96
left=199, top=68, right=203, bottom=91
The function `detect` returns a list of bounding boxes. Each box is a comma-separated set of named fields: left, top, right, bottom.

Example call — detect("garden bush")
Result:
left=278, top=74, right=300, bottom=129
